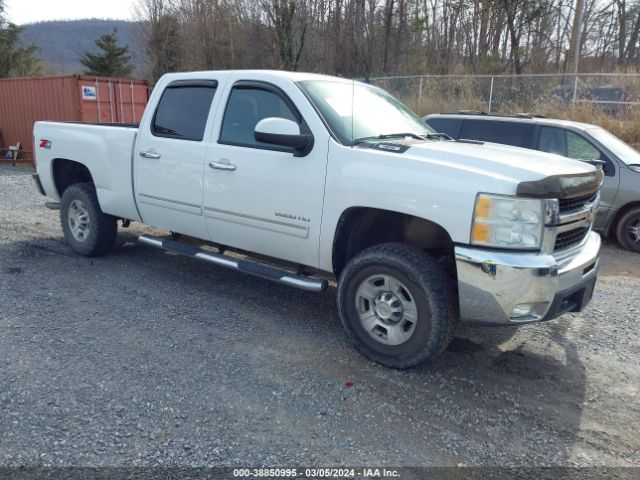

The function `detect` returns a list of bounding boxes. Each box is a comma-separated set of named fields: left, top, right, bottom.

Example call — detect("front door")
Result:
left=538, top=126, right=620, bottom=228
left=203, top=81, right=328, bottom=267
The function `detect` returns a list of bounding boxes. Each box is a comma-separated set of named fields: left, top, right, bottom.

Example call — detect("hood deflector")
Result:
left=516, top=169, right=604, bottom=199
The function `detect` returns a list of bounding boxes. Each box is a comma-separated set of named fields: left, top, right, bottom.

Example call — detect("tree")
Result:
left=134, top=0, right=640, bottom=77
left=135, top=0, right=182, bottom=84
left=263, top=0, right=308, bottom=71
left=80, top=28, right=134, bottom=77
left=0, top=0, right=41, bottom=77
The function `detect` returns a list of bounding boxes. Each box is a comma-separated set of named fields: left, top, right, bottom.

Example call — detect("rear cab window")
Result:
left=152, top=81, right=218, bottom=141
left=460, top=119, right=534, bottom=148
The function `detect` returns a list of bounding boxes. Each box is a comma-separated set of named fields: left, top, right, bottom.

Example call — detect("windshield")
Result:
left=298, top=80, right=434, bottom=145
left=588, top=127, right=640, bottom=166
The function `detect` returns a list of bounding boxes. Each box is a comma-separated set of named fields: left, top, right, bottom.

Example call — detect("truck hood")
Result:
left=406, top=139, right=596, bottom=182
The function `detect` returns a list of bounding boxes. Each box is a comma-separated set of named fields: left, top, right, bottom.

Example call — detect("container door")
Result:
left=78, top=78, right=116, bottom=123
left=114, top=80, right=147, bottom=124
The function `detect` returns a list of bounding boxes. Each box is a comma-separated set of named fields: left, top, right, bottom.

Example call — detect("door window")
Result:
left=152, top=84, right=217, bottom=141
left=459, top=120, right=534, bottom=148
left=219, top=86, right=298, bottom=148
left=538, top=126, right=567, bottom=156
left=539, top=126, right=604, bottom=161
left=566, top=131, right=603, bottom=160
left=538, top=126, right=614, bottom=176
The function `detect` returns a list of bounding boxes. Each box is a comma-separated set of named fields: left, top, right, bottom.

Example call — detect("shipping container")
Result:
left=0, top=75, right=148, bottom=160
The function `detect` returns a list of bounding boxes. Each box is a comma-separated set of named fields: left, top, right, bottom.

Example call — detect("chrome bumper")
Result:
left=455, top=231, right=601, bottom=325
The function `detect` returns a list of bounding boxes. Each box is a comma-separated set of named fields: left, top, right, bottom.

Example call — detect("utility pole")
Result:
left=568, top=0, right=586, bottom=75
left=567, top=0, right=585, bottom=102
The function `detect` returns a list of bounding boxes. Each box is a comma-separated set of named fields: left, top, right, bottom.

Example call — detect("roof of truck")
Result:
left=162, top=69, right=353, bottom=84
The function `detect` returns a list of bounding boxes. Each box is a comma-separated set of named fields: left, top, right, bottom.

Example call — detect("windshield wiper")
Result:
left=425, top=132, right=452, bottom=141
left=352, top=132, right=426, bottom=145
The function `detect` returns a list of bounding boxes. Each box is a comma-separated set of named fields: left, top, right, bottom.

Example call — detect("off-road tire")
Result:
left=60, top=183, right=117, bottom=256
left=337, top=243, right=458, bottom=369
left=615, top=206, right=640, bottom=253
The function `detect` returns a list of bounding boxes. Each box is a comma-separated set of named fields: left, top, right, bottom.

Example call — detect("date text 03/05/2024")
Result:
left=232, top=467, right=400, bottom=478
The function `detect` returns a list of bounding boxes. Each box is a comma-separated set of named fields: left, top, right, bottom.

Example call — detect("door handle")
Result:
left=139, top=150, right=161, bottom=159
left=208, top=161, right=236, bottom=171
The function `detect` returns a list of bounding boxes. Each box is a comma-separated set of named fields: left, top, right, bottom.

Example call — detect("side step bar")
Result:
left=138, top=235, right=328, bottom=293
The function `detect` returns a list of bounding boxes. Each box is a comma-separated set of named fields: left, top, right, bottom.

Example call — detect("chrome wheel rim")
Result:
left=627, top=217, right=640, bottom=245
left=355, top=274, right=418, bottom=346
left=68, top=199, right=90, bottom=242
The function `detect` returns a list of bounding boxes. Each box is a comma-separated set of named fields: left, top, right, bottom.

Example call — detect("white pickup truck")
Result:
left=32, top=70, right=603, bottom=368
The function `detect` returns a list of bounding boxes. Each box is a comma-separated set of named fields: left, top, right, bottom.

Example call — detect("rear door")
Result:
left=134, top=79, right=222, bottom=238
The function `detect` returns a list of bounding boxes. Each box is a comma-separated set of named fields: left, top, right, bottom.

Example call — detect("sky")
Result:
left=4, top=0, right=137, bottom=25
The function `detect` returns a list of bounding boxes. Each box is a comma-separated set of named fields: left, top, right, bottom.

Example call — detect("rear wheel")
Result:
left=615, top=206, right=640, bottom=253
left=60, top=183, right=117, bottom=256
left=337, top=243, right=458, bottom=369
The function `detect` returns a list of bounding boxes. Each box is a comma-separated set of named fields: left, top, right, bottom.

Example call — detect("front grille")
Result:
left=555, top=227, right=589, bottom=251
left=559, top=193, right=597, bottom=213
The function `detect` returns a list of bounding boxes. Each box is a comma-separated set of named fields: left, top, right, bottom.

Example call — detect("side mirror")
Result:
left=579, top=158, right=609, bottom=174
left=254, top=117, right=313, bottom=157
left=579, top=158, right=606, bottom=168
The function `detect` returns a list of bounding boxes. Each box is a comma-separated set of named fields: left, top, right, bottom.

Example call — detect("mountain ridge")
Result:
left=19, top=19, right=147, bottom=77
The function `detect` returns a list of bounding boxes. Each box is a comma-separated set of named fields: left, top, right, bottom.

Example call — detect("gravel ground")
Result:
left=1, top=164, right=639, bottom=469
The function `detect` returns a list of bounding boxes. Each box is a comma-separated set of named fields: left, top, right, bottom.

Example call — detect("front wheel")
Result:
left=615, top=206, right=640, bottom=253
left=337, top=243, right=458, bottom=369
left=60, top=183, right=117, bottom=256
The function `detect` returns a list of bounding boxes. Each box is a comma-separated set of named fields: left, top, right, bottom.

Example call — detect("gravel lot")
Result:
left=1, top=164, right=639, bottom=469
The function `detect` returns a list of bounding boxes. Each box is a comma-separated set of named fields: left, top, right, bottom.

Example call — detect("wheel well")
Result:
left=610, top=201, right=640, bottom=235
left=52, top=159, right=93, bottom=197
left=332, top=207, right=455, bottom=276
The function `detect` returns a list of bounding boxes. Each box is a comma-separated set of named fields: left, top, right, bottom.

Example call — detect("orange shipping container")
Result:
left=0, top=75, right=148, bottom=151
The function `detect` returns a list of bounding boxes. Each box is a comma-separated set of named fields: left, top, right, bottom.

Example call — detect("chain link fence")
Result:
left=369, top=74, right=640, bottom=119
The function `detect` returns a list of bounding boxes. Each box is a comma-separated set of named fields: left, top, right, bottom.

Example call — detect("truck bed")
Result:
left=34, top=121, right=141, bottom=222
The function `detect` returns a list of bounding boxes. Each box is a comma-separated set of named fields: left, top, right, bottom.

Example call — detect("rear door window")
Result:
left=152, top=84, right=217, bottom=141
left=459, top=119, right=534, bottom=148
left=424, top=117, right=462, bottom=138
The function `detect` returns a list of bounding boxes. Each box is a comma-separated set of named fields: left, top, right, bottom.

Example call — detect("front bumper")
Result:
left=455, top=231, right=601, bottom=325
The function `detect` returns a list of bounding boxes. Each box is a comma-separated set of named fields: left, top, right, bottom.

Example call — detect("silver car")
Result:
left=424, top=113, right=640, bottom=253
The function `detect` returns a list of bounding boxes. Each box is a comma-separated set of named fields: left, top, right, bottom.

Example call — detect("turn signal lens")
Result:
left=471, top=223, right=490, bottom=243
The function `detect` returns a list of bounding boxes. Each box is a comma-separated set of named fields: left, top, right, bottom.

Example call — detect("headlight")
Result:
left=471, top=194, right=544, bottom=249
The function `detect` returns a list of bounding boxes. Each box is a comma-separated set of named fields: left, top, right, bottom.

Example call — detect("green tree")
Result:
left=0, top=0, right=41, bottom=77
left=80, top=28, right=133, bottom=77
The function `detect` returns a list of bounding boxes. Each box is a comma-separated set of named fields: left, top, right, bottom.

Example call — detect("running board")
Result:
left=137, top=235, right=328, bottom=293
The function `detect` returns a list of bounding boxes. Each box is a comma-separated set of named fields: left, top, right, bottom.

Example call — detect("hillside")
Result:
left=19, top=19, right=147, bottom=76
